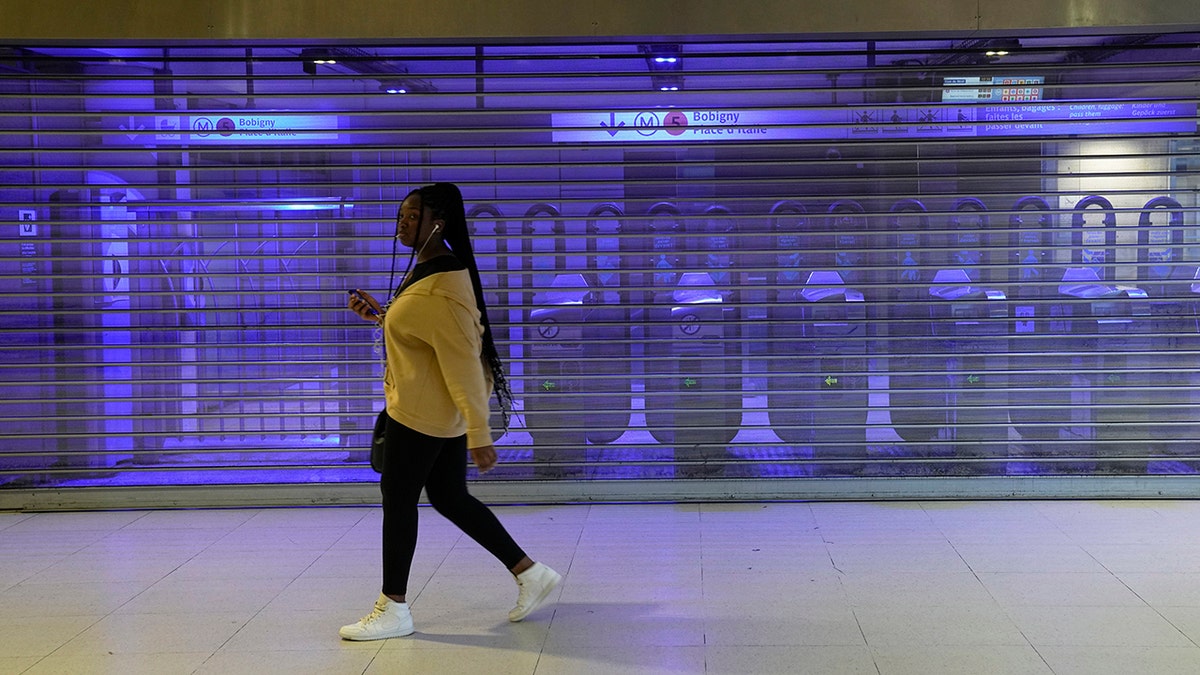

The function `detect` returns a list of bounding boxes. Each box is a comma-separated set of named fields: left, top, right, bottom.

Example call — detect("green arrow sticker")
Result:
left=541, top=380, right=557, bottom=391
left=967, top=374, right=981, bottom=385
left=683, top=377, right=698, bottom=388
left=824, top=376, right=839, bottom=387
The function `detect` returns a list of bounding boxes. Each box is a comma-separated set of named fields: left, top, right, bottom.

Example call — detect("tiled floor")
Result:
left=3, top=500, right=1200, bottom=674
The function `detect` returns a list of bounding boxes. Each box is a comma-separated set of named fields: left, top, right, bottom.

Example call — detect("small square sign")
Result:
left=18, top=209, right=37, bottom=236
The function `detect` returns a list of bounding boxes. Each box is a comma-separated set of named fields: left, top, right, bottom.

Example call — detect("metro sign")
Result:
left=108, top=113, right=340, bottom=145
left=551, top=101, right=1197, bottom=143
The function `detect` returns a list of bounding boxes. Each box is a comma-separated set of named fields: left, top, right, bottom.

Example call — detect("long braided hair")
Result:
left=416, top=183, right=514, bottom=431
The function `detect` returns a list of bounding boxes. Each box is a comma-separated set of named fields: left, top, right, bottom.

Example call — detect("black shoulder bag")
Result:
left=371, top=408, right=389, bottom=473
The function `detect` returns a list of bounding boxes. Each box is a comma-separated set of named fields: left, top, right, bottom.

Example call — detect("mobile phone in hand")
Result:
left=348, top=289, right=379, bottom=316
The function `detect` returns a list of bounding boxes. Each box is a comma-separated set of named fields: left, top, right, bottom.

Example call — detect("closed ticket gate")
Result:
left=882, top=199, right=955, bottom=464
left=1136, top=197, right=1198, bottom=468
left=522, top=203, right=633, bottom=476
left=1005, top=197, right=1079, bottom=472
left=1068, top=196, right=1151, bottom=473
left=519, top=204, right=581, bottom=475
left=644, top=272, right=740, bottom=473
left=925, top=198, right=1009, bottom=474
left=467, top=203, right=522, bottom=437
left=526, top=273, right=590, bottom=463
left=829, top=200, right=870, bottom=287
left=766, top=200, right=869, bottom=475
left=528, top=271, right=619, bottom=473
left=642, top=203, right=741, bottom=476
left=581, top=202, right=634, bottom=446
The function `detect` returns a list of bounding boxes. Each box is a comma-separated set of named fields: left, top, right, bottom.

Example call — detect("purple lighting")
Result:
left=1, top=35, right=1198, bottom=495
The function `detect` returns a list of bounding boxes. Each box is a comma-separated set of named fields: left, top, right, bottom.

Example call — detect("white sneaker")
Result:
left=339, top=593, right=414, bottom=640
left=509, top=562, right=562, bottom=622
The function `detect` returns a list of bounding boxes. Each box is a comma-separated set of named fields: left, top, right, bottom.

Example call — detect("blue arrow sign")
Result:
left=600, top=112, right=625, bottom=137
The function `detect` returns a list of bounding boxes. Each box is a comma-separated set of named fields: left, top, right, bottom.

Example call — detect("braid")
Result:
left=418, top=183, right=515, bottom=431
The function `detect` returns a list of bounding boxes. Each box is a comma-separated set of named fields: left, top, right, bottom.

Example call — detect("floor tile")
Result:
left=534, top=645, right=705, bottom=674
left=4, top=511, right=148, bottom=533
left=702, top=570, right=846, bottom=609
left=1036, top=645, right=1200, bottom=675
left=379, top=613, right=550, bottom=652
left=704, top=645, right=877, bottom=674
left=700, top=542, right=834, bottom=574
left=953, top=543, right=1107, bottom=574
left=291, top=547, right=386, bottom=580
left=207, top=525, right=351, bottom=552
left=55, top=612, right=252, bottom=655
left=1119, top=573, right=1200, bottom=607
left=0, top=615, right=104, bottom=658
left=125, top=509, right=258, bottom=530
left=871, top=645, right=1053, bottom=675
left=3, top=500, right=1200, bottom=673
left=365, top=645, right=539, bottom=674
left=544, top=602, right=705, bottom=648
left=826, top=542, right=972, bottom=574
left=83, top=528, right=226, bottom=555
left=0, top=512, right=34, bottom=529
left=1083, top=544, right=1200, bottom=574
left=163, top=548, right=322, bottom=581
left=0, top=530, right=105, bottom=556
left=220, top=607, right=379, bottom=653
left=1005, top=605, right=1193, bottom=647
left=559, top=576, right=702, bottom=604
left=702, top=604, right=866, bottom=647
left=0, top=580, right=148, bottom=617
left=1153, top=606, right=1200, bottom=644
left=237, top=506, right=373, bottom=529
left=977, top=572, right=1146, bottom=607
left=115, top=576, right=292, bottom=615
left=840, top=572, right=995, bottom=609
left=22, top=651, right=211, bottom=675
left=195, top=649, right=377, bottom=675
left=0, top=656, right=41, bottom=674
left=23, top=552, right=190, bottom=585
left=854, top=605, right=1027, bottom=647
left=0, top=557, right=63, bottom=589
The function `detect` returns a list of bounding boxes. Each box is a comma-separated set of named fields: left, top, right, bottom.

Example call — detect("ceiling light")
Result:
left=982, top=39, right=1021, bottom=61
left=301, top=48, right=438, bottom=93
left=640, top=44, right=682, bottom=71
left=653, top=74, right=683, bottom=92
left=641, top=45, right=683, bottom=92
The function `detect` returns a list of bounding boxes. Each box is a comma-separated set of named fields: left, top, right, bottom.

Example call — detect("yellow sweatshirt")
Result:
left=381, top=266, right=494, bottom=448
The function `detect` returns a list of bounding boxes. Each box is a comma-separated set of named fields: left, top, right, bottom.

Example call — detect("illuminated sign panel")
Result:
left=942, top=75, right=1045, bottom=102
left=184, top=114, right=339, bottom=143
left=551, top=100, right=1196, bottom=143
left=108, top=113, right=340, bottom=145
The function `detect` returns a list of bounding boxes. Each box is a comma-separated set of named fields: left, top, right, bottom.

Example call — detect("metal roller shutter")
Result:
left=1, top=33, right=1198, bottom=506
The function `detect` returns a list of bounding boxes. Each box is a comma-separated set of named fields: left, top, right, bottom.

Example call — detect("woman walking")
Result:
left=341, top=183, right=561, bottom=640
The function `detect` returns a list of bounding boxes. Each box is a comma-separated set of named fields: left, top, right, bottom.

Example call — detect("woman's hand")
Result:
left=469, top=444, right=498, bottom=473
left=348, top=289, right=383, bottom=323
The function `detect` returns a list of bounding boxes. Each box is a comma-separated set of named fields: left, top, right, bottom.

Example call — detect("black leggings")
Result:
left=380, top=415, right=527, bottom=596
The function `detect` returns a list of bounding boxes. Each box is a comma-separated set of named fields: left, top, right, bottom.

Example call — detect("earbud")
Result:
left=431, top=222, right=442, bottom=234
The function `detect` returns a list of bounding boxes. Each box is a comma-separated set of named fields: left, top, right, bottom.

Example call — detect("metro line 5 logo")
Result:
left=630, top=111, right=691, bottom=137
left=664, top=111, right=689, bottom=135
